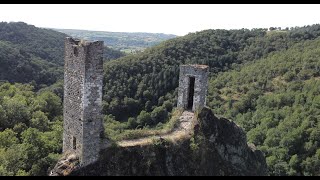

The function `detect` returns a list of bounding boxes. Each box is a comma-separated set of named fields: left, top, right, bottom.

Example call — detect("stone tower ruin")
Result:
left=177, top=64, right=209, bottom=111
left=63, top=37, right=104, bottom=166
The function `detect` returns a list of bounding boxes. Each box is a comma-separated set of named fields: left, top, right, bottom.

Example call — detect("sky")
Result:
left=0, top=4, right=320, bottom=36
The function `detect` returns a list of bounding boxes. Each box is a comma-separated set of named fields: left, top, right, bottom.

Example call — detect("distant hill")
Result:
left=52, top=28, right=177, bottom=53
left=0, top=22, right=126, bottom=87
left=103, top=24, right=320, bottom=121
left=101, top=25, right=320, bottom=176
left=0, top=22, right=66, bottom=86
left=209, top=38, right=320, bottom=176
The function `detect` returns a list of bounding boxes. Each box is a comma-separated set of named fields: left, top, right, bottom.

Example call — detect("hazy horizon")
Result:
left=47, top=26, right=178, bottom=36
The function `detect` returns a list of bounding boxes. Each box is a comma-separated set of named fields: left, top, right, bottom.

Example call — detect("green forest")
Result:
left=0, top=22, right=319, bottom=176
left=208, top=39, right=320, bottom=175
left=0, top=22, right=125, bottom=88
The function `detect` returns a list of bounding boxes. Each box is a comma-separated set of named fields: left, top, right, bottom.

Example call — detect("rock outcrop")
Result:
left=50, top=152, right=80, bottom=176
left=51, top=107, right=268, bottom=176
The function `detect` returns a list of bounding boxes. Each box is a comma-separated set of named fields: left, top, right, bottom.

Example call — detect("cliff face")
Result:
left=67, top=107, right=267, bottom=176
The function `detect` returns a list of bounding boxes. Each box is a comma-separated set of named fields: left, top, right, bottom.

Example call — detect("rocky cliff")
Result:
left=51, top=107, right=268, bottom=176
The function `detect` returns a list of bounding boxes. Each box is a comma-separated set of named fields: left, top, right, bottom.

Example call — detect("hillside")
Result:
left=102, top=25, right=320, bottom=124
left=1, top=22, right=320, bottom=176
left=0, top=22, right=125, bottom=87
left=208, top=38, right=320, bottom=176
left=0, top=22, right=66, bottom=86
left=53, top=28, right=177, bottom=53
left=101, top=25, right=320, bottom=176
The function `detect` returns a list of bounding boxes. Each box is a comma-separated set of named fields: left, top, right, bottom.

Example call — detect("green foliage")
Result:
left=2, top=22, right=320, bottom=176
left=30, top=111, right=49, bottom=132
left=0, top=94, right=31, bottom=129
left=0, top=22, right=127, bottom=89
left=103, top=46, right=126, bottom=61
left=0, top=22, right=66, bottom=87
left=150, top=106, right=168, bottom=125
left=105, top=108, right=182, bottom=141
left=0, top=83, right=63, bottom=176
left=100, top=25, right=320, bottom=176
left=34, top=91, right=62, bottom=119
left=137, top=110, right=152, bottom=126
left=190, top=137, right=199, bottom=152
left=0, top=129, right=18, bottom=148
left=0, top=22, right=65, bottom=64
left=103, top=24, right=320, bottom=128
left=208, top=38, right=320, bottom=176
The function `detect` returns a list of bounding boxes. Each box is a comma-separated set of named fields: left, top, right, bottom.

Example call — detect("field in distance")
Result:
left=52, top=28, right=177, bottom=53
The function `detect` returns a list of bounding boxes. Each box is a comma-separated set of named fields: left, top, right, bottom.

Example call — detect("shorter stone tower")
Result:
left=177, top=64, right=209, bottom=112
left=63, top=37, right=104, bottom=166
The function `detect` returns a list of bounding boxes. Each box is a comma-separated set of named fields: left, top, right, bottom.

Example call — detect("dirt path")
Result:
left=117, top=111, right=195, bottom=147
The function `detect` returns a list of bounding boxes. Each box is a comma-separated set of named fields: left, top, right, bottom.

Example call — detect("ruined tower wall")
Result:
left=177, top=65, right=208, bottom=111
left=82, top=40, right=104, bottom=165
left=63, top=37, right=104, bottom=166
left=63, top=38, right=85, bottom=158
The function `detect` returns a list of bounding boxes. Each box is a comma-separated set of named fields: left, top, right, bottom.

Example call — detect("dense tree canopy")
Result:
left=208, top=38, right=320, bottom=176
left=0, top=83, right=63, bottom=176
left=103, top=25, right=320, bottom=123
left=0, top=22, right=125, bottom=88
left=1, top=22, right=320, bottom=176
left=102, top=25, right=320, bottom=176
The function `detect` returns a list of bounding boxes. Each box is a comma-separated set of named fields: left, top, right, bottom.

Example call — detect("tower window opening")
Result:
left=73, top=137, right=77, bottom=150
left=74, top=47, right=79, bottom=57
left=187, top=77, right=195, bottom=110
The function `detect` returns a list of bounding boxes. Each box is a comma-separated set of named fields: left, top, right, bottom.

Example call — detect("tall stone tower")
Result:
left=63, top=37, right=104, bottom=166
left=177, top=64, right=209, bottom=112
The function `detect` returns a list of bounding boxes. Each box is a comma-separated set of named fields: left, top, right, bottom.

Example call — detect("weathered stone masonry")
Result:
left=177, top=64, right=209, bottom=111
left=63, top=37, right=104, bottom=166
